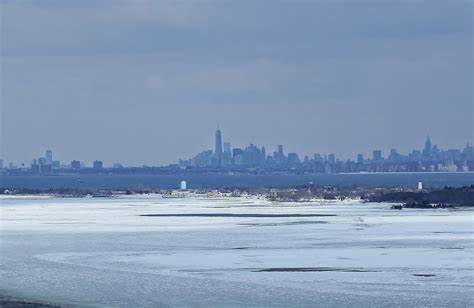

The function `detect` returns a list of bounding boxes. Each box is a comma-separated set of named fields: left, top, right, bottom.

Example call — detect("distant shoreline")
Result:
left=1, top=185, right=473, bottom=208
left=1, top=172, right=472, bottom=190
left=0, top=296, right=59, bottom=308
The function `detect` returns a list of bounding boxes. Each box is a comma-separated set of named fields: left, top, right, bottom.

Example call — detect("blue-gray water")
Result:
left=1, top=172, right=472, bottom=189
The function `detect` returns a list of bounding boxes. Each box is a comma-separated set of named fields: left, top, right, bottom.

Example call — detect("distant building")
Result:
left=93, top=160, right=103, bottom=169
left=462, top=143, right=473, bottom=161
left=222, top=152, right=232, bottom=166
left=357, top=154, right=364, bottom=164
left=35, top=156, right=53, bottom=173
left=0, top=159, right=3, bottom=169
left=287, top=153, right=300, bottom=164
left=71, top=160, right=81, bottom=170
left=373, top=150, right=382, bottom=162
left=223, top=142, right=231, bottom=153
left=234, top=154, right=244, bottom=165
left=314, top=153, right=324, bottom=163
left=277, top=145, right=284, bottom=163
left=192, top=150, right=213, bottom=167
left=46, top=150, right=53, bottom=164
left=233, top=148, right=244, bottom=165
left=31, top=159, right=40, bottom=173
left=409, top=150, right=422, bottom=161
left=222, top=142, right=232, bottom=166
left=214, top=128, right=223, bottom=166
left=388, top=148, right=403, bottom=163
left=40, top=164, right=52, bottom=173
left=328, top=154, right=336, bottom=164
left=243, top=144, right=262, bottom=166
left=422, top=136, right=432, bottom=158
left=180, top=180, right=187, bottom=190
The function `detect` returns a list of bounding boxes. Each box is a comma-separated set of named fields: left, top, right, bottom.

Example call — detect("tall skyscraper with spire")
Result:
left=214, top=127, right=223, bottom=166
left=423, top=136, right=432, bottom=158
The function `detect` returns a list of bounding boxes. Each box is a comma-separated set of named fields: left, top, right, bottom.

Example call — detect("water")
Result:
left=0, top=195, right=473, bottom=307
left=1, top=172, right=473, bottom=190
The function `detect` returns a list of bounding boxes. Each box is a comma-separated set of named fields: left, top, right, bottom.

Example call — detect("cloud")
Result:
left=1, top=1, right=472, bottom=165
left=144, top=60, right=289, bottom=95
left=121, top=0, right=203, bottom=27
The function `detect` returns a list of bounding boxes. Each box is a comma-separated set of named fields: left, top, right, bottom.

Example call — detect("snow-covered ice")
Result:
left=0, top=196, right=473, bottom=307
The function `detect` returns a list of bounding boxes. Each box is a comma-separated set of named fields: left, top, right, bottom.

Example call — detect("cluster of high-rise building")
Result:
left=0, top=132, right=473, bottom=175
left=178, top=129, right=474, bottom=173
left=30, top=150, right=60, bottom=173
left=30, top=150, right=104, bottom=174
left=0, top=149, right=106, bottom=174
left=179, top=129, right=291, bottom=168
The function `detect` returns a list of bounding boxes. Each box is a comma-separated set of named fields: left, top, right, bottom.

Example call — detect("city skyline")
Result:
left=178, top=129, right=473, bottom=171
left=1, top=128, right=472, bottom=171
left=2, top=125, right=472, bottom=167
left=1, top=1, right=472, bottom=166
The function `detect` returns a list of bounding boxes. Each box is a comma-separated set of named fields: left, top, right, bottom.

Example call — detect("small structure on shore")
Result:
left=180, top=180, right=187, bottom=190
left=418, top=181, right=423, bottom=191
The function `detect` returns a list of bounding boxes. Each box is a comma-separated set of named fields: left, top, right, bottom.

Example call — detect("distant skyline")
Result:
left=3, top=132, right=472, bottom=168
left=1, top=1, right=472, bottom=165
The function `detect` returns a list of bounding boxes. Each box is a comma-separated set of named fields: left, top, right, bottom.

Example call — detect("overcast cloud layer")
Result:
left=1, top=0, right=472, bottom=166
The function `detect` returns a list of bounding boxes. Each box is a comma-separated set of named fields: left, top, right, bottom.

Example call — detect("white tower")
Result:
left=417, top=181, right=423, bottom=191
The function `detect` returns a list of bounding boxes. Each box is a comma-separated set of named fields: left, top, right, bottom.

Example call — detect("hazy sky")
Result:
left=1, top=0, right=472, bottom=166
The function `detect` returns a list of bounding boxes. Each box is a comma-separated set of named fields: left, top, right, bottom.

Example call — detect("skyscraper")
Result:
left=232, top=148, right=244, bottom=165
left=373, top=150, right=382, bottom=162
left=243, top=144, right=261, bottom=166
left=314, top=153, right=323, bottom=162
left=214, top=128, right=223, bottom=166
left=223, top=142, right=231, bottom=153
left=223, top=142, right=232, bottom=166
left=277, top=145, right=284, bottom=163
left=46, top=150, right=53, bottom=164
left=328, top=154, right=336, bottom=164
left=71, top=160, right=81, bottom=170
left=93, top=160, right=103, bottom=169
left=287, top=153, right=300, bottom=164
left=423, top=136, right=432, bottom=158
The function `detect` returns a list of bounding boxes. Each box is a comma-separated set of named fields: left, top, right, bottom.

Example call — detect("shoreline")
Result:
left=0, top=296, right=60, bottom=308
left=1, top=185, right=473, bottom=208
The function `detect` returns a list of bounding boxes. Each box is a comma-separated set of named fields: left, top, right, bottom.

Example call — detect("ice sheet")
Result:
left=1, top=196, right=473, bottom=307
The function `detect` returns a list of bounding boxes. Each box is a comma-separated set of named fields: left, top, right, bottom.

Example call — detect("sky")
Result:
left=1, top=0, right=472, bottom=166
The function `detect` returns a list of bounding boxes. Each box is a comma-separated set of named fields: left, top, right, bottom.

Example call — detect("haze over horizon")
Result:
left=2, top=130, right=473, bottom=168
left=1, top=1, right=472, bottom=166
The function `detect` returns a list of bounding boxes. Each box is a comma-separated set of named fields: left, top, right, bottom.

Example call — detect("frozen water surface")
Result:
left=0, top=196, right=473, bottom=307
